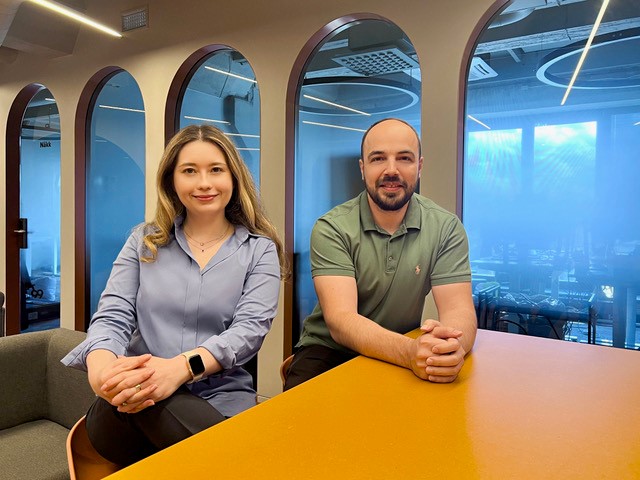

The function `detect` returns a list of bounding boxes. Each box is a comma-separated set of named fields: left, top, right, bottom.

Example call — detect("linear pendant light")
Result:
left=303, top=94, right=371, bottom=116
left=98, top=105, right=144, bottom=113
left=467, top=115, right=491, bottom=130
left=204, top=66, right=257, bottom=84
left=183, top=115, right=229, bottom=124
left=30, top=0, right=122, bottom=38
left=561, top=0, right=610, bottom=106
left=302, top=120, right=367, bottom=132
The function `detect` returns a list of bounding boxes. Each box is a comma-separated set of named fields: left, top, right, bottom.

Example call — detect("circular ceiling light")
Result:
left=299, top=78, right=419, bottom=116
left=536, top=28, right=640, bottom=89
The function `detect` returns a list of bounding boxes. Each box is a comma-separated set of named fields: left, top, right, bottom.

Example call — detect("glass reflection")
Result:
left=294, top=19, right=422, bottom=340
left=88, top=71, right=145, bottom=318
left=20, top=88, right=61, bottom=331
left=180, top=49, right=260, bottom=184
left=464, top=0, right=640, bottom=348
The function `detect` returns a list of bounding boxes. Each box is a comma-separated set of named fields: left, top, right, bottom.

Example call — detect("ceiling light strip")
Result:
left=302, top=121, right=367, bottom=132
left=303, top=94, right=371, bottom=116
left=183, top=115, right=230, bottom=124
left=99, top=105, right=145, bottom=113
left=634, top=121, right=640, bottom=126
left=561, top=0, right=610, bottom=106
left=204, top=66, right=256, bottom=84
left=467, top=115, right=491, bottom=130
left=226, top=133, right=260, bottom=138
left=29, top=0, right=122, bottom=38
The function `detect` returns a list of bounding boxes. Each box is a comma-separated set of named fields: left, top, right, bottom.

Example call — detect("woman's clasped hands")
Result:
left=96, top=354, right=158, bottom=413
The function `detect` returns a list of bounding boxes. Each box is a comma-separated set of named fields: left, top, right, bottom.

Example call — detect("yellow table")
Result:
left=107, top=330, right=640, bottom=479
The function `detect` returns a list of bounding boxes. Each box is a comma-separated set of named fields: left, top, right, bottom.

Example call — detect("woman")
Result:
left=63, top=124, right=287, bottom=466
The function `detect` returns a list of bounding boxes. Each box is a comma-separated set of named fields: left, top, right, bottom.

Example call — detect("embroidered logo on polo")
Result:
left=415, top=265, right=421, bottom=275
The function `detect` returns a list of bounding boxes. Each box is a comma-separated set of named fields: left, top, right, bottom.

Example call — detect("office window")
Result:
left=88, top=70, right=145, bottom=317
left=463, top=0, right=640, bottom=348
left=179, top=48, right=260, bottom=185
left=293, top=17, right=421, bottom=340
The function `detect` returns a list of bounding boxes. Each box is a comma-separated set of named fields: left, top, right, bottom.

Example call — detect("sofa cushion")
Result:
left=0, top=330, right=49, bottom=430
left=0, top=419, right=70, bottom=480
left=46, top=329, right=95, bottom=429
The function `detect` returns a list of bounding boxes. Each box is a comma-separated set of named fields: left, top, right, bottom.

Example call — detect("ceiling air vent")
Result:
left=122, top=6, right=149, bottom=32
left=332, top=48, right=419, bottom=76
left=468, top=57, right=498, bottom=81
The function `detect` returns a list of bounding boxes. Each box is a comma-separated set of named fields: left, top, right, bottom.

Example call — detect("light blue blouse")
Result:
left=62, top=217, right=281, bottom=416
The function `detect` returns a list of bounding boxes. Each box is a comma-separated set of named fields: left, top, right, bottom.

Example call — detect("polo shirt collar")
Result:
left=359, top=191, right=422, bottom=234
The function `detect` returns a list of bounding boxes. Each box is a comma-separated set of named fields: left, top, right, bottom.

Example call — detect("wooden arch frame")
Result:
left=74, top=66, right=124, bottom=331
left=283, top=12, right=408, bottom=357
left=5, top=83, right=45, bottom=335
left=456, top=0, right=512, bottom=217
left=164, top=44, right=239, bottom=144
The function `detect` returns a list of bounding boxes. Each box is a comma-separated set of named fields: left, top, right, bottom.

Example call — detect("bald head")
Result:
left=360, top=118, right=421, bottom=161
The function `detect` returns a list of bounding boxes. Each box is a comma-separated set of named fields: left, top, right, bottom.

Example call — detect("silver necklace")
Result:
left=184, top=224, right=230, bottom=252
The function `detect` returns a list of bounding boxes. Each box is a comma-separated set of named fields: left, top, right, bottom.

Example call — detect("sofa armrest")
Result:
left=46, top=328, right=95, bottom=429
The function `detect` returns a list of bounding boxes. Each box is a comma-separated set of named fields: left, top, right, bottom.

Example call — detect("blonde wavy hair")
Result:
left=142, top=124, right=288, bottom=279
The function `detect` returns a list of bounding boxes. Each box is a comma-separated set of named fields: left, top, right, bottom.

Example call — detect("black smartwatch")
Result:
left=181, top=351, right=206, bottom=384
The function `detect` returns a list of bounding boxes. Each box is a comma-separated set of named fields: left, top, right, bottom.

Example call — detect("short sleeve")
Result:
left=310, top=217, right=356, bottom=278
left=430, top=216, right=472, bottom=286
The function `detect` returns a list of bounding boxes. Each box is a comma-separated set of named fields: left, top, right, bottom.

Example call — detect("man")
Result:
left=284, top=118, right=476, bottom=390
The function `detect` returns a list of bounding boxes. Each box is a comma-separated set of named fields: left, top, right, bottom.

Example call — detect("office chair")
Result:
left=66, top=416, right=120, bottom=480
left=474, top=282, right=500, bottom=329
left=280, top=354, right=294, bottom=386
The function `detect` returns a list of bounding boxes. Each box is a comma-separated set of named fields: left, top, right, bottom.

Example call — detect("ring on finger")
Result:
left=121, top=401, right=128, bottom=407
left=135, top=383, right=142, bottom=393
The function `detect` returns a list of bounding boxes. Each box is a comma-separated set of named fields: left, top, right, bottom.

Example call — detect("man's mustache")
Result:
left=375, top=176, right=407, bottom=188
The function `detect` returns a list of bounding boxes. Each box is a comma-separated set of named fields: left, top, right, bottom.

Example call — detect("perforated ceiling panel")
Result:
left=332, top=48, right=419, bottom=76
left=122, top=7, right=148, bottom=32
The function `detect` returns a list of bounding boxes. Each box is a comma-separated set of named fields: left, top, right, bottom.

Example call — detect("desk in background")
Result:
left=108, top=330, right=640, bottom=479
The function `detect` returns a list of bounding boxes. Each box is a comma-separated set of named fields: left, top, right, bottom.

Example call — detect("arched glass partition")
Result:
left=293, top=17, right=422, bottom=341
left=178, top=48, right=260, bottom=184
left=88, top=70, right=145, bottom=317
left=19, top=88, right=61, bottom=332
left=463, top=0, right=640, bottom=348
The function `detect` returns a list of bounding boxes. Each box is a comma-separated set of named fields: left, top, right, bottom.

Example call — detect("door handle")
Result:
left=15, top=218, right=28, bottom=249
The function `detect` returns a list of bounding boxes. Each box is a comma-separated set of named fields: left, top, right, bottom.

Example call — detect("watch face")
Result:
left=188, top=354, right=206, bottom=376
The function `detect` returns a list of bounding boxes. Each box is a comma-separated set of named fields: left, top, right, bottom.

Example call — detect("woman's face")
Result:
left=172, top=140, right=233, bottom=220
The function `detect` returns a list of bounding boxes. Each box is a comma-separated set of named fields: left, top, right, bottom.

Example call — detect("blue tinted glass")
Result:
left=294, top=19, right=421, bottom=340
left=464, top=0, right=640, bottom=348
left=88, top=71, right=145, bottom=318
left=20, top=88, right=61, bottom=331
left=180, top=49, right=260, bottom=186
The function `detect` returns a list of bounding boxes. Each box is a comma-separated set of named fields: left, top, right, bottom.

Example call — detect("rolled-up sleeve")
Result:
left=61, top=229, right=142, bottom=370
left=200, top=240, right=280, bottom=370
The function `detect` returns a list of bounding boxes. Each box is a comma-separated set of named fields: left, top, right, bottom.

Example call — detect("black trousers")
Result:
left=86, top=386, right=225, bottom=466
left=283, top=344, right=357, bottom=391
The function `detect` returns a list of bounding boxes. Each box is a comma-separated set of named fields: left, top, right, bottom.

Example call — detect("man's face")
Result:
left=359, top=120, right=423, bottom=211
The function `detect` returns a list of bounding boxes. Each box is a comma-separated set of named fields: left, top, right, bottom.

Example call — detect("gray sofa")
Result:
left=0, top=328, right=96, bottom=480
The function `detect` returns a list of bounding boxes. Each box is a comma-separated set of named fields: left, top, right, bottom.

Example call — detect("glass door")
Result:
left=19, top=88, right=61, bottom=332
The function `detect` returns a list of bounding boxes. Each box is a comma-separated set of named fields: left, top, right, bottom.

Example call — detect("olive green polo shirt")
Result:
left=297, top=191, right=471, bottom=353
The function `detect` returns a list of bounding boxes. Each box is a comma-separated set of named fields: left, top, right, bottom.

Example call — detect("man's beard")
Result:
left=365, top=175, right=416, bottom=211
